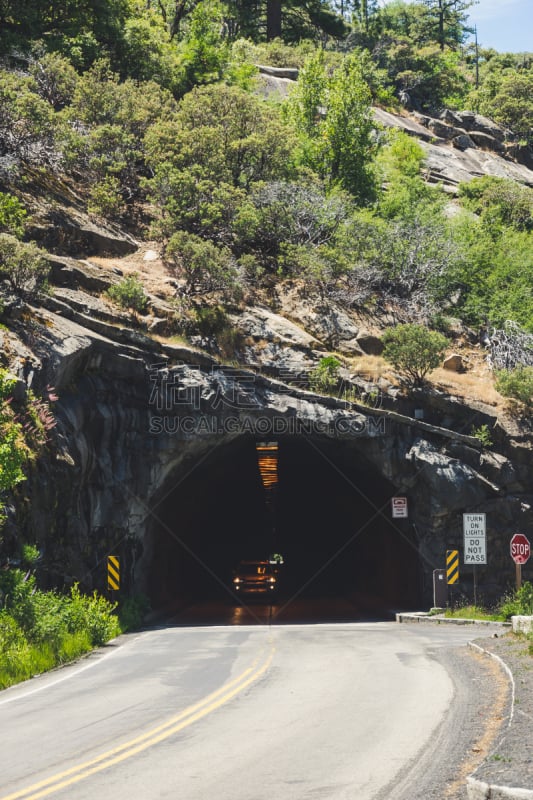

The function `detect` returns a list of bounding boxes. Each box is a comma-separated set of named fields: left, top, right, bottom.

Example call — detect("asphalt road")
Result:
left=0, top=608, right=506, bottom=800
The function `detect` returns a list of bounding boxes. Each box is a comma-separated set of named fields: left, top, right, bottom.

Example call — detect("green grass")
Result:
left=444, top=605, right=505, bottom=622
left=0, top=630, right=94, bottom=690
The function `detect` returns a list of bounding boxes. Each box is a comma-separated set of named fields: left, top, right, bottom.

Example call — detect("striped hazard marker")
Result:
left=107, top=555, right=120, bottom=591
left=446, top=550, right=459, bottom=585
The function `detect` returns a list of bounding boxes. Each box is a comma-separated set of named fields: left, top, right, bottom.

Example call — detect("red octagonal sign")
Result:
left=511, top=533, right=531, bottom=565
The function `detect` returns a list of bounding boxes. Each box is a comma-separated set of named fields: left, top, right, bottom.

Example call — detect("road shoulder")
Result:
left=396, top=613, right=533, bottom=798
left=467, top=633, right=533, bottom=799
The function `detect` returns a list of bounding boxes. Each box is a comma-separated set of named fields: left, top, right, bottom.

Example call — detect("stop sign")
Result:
left=510, top=533, right=531, bottom=565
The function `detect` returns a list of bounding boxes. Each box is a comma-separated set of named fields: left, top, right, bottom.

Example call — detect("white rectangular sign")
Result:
left=463, top=513, right=487, bottom=564
left=392, top=497, right=408, bottom=518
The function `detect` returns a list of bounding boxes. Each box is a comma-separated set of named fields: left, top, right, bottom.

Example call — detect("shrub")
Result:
left=118, top=594, right=150, bottom=631
left=0, top=193, right=27, bottom=238
left=382, top=324, right=448, bottom=386
left=471, top=424, right=493, bottom=448
left=495, top=366, right=533, bottom=408
left=194, top=305, right=230, bottom=337
left=0, top=234, right=49, bottom=298
left=66, top=584, right=121, bottom=646
left=309, top=356, right=341, bottom=394
left=106, top=273, right=148, bottom=315
left=0, top=573, right=121, bottom=688
left=499, top=582, right=533, bottom=620
left=87, top=176, right=125, bottom=220
left=165, top=231, right=238, bottom=296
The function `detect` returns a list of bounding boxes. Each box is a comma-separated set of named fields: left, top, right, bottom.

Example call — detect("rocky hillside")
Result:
left=1, top=74, right=532, bottom=605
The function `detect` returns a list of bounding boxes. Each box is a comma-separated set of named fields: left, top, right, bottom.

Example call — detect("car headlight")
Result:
left=233, top=577, right=241, bottom=584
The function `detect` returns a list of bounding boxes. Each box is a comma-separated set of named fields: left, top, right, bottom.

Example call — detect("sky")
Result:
left=467, top=0, right=532, bottom=53
left=379, top=0, right=532, bottom=53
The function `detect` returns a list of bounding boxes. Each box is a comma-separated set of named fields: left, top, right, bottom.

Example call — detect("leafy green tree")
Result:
left=0, top=193, right=27, bottom=239
left=382, top=323, right=448, bottom=385
left=287, top=50, right=377, bottom=201
left=164, top=231, right=238, bottom=295
left=0, top=235, right=49, bottom=298
left=87, top=176, right=125, bottom=220
left=458, top=177, right=533, bottom=234
left=467, top=54, right=532, bottom=144
left=119, top=11, right=185, bottom=92
left=419, top=0, right=475, bottom=50
left=375, top=38, right=468, bottom=110
left=29, top=52, right=78, bottom=111
left=0, top=0, right=130, bottom=69
left=376, top=0, right=429, bottom=44
left=250, top=0, right=347, bottom=42
left=0, top=72, right=56, bottom=165
left=485, top=229, right=533, bottom=330
left=61, top=60, right=176, bottom=212
left=479, top=72, right=532, bottom=144
left=351, top=0, right=379, bottom=31
left=233, top=179, right=352, bottom=273
left=376, top=130, right=441, bottom=218
left=145, top=83, right=296, bottom=239
left=179, top=0, right=230, bottom=90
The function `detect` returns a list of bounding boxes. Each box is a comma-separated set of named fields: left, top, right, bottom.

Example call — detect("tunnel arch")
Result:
left=140, top=435, right=422, bottom=617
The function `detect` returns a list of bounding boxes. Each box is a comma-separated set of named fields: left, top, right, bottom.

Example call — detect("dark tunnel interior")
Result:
left=146, top=436, right=422, bottom=619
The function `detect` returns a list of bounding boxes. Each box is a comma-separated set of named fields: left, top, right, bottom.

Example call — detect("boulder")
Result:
left=230, top=307, right=321, bottom=349
left=512, top=616, right=533, bottom=634
left=506, top=143, right=533, bottom=169
left=440, top=109, right=466, bottom=128
left=427, top=119, right=466, bottom=140
left=45, top=255, right=114, bottom=293
left=443, top=353, right=467, bottom=373
left=356, top=333, right=384, bottom=356
left=27, top=209, right=137, bottom=258
left=452, top=134, right=475, bottom=151
left=256, top=64, right=299, bottom=80
left=468, top=131, right=505, bottom=154
left=452, top=110, right=477, bottom=130
left=0, top=292, right=26, bottom=320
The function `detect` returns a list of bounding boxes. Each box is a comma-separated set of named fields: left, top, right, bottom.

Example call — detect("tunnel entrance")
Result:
left=145, top=436, right=421, bottom=620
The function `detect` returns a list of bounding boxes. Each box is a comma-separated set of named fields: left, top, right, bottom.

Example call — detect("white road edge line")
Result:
left=0, top=633, right=141, bottom=708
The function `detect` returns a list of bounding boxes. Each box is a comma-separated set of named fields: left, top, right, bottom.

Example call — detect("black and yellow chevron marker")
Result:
left=446, top=550, right=459, bottom=585
left=107, top=555, right=120, bottom=591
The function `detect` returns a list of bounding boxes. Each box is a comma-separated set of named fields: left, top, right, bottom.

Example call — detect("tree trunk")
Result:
left=266, top=0, right=282, bottom=40
left=438, top=0, right=445, bottom=49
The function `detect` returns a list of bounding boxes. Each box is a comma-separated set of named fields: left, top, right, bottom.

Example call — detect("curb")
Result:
left=396, top=612, right=531, bottom=799
left=467, top=779, right=533, bottom=799
left=395, top=612, right=511, bottom=628
left=465, top=642, right=532, bottom=800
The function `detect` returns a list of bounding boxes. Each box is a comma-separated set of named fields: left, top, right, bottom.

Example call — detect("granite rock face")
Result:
left=3, top=299, right=531, bottom=609
left=372, top=107, right=533, bottom=190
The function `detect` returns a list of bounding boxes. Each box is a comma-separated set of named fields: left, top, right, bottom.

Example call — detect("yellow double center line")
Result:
left=1, top=645, right=275, bottom=800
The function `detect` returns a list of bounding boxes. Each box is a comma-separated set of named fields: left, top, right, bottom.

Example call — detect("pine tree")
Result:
left=420, top=0, right=475, bottom=50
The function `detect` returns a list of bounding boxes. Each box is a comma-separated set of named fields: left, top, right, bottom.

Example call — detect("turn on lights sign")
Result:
left=463, top=513, right=487, bottom=564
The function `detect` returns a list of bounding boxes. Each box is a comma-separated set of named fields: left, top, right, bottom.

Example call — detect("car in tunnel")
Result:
left=231, top=560, right=279, bottom=600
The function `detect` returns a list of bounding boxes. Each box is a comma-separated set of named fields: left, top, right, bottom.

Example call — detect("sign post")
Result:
left=463, top=514, right=487, bottom=606
left=510, top=533, right=530, bottom=590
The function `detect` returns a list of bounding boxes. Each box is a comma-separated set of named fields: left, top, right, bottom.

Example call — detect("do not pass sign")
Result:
left=510, top=533, right=531, bottom=565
